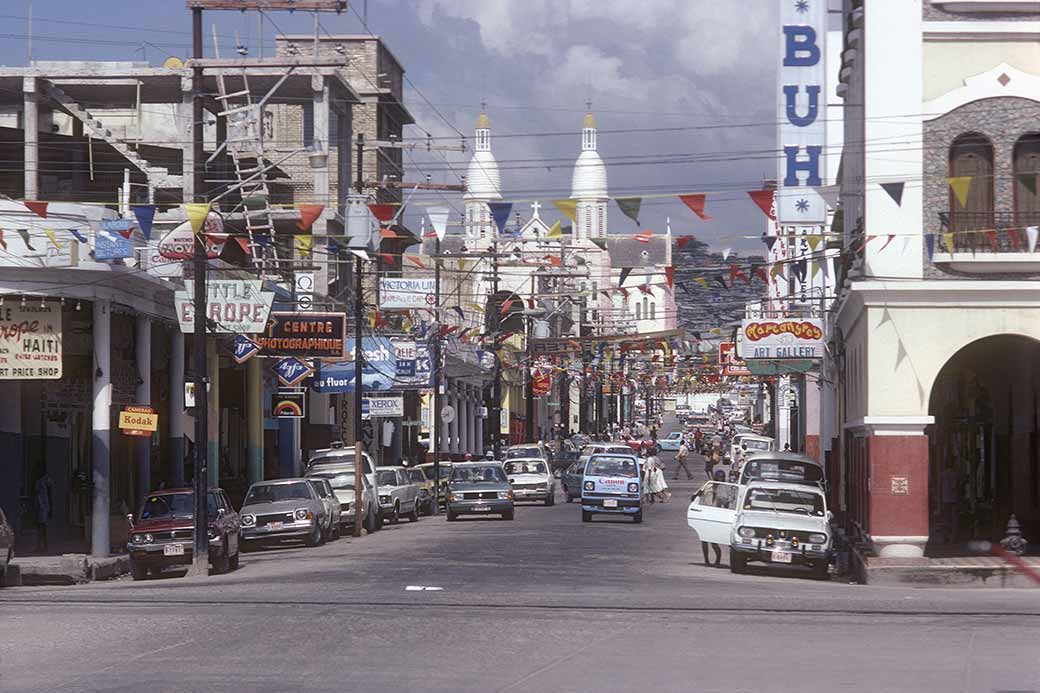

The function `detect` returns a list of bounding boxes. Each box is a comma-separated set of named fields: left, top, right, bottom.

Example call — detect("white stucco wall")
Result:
left=924, top=42, right=1040, bottom=101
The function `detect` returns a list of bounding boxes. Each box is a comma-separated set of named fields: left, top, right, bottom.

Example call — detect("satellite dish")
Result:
left=163, top=57, right=185, bottom=69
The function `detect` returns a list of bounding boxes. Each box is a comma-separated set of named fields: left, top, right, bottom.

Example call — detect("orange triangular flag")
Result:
left=24, top=201, right=48, bottom=218
left=380, top=228, right=398, bottom=239
left=406, top=255, right=427, bottom=269
left=296, top=204, right=325, bottom=231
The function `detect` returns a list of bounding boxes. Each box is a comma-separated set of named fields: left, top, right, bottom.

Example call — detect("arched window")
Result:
left=948, top=133, right=994, bottom=235
left=642, top=297, right=649, bottom=318
left=1014, top=133, right=1040, bottom=223
left=635, top=302, right=642, bottom=320
left=650, top=302, right=656, bottom=320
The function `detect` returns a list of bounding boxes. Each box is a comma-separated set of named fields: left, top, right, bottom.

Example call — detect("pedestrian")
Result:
left=693, top=428, right=704, bottom=454
left=33, top=466, right=54, bottom=553
left=646, top=452, right=669, bottom=502
left=702, top=540, right=722, bottom=567
left=674, top=441, right=694, bottom=480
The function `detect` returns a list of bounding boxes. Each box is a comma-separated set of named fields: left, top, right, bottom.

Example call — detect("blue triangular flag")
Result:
left=70, top=229, right=87, bottom=243
left=131, top=205, right=156, bottom=240
left=487, top=202, right=513, bottom=235
left=327, top=239, right=341, bottom=256
left=254, top=234, right=270, bottom=247
left=925, top=234, right=935, bottom=261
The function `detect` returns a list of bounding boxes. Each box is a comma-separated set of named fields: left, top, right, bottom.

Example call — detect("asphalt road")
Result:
left=2, top=450, right=1039, bottom=692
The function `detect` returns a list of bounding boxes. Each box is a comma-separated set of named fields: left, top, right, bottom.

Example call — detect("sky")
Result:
left=1, top=0, right=780, bottom=254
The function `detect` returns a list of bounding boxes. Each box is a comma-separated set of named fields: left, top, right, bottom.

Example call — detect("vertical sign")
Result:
left=778, top=0, right=826, bottom=224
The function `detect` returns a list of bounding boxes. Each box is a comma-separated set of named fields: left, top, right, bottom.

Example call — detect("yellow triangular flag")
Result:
left=710, top=328, right=722, bottom=336
left=547, top=220, right=562, bottom=239
left=186, top=203, right=211, bottom=235
left=770, top=263, right=785, bottom=279
left=943, top=232, right=955, bottom=252
left=808, top=259, right=819, bottom=278
left=553, top=199, right=577, bottom=223
left=295, top=234, right=313, bottom=257
left=694, top=277, right=709, bottom=288
left=44, top=229, right=60, bottom=249
left=948, top=176, right=972, bottom=209
left=805, top=234, right=822, bottom=251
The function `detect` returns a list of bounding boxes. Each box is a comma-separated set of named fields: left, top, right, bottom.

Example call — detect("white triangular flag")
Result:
left=814, top=185, right=840, bottom=210
left=1028, top=226, right=1039, bottom=253
left=348, top=249, right=371, bottom=262
left=427, top=206, right=450, bottom=242
left=899, top=235, right=912, bottom=256
left=722, top=247, right=731, bottom=261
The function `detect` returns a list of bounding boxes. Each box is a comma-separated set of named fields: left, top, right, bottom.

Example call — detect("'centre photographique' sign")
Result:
left=257, top=312, right=347, bottom=359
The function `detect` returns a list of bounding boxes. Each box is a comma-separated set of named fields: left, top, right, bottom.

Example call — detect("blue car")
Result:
left=581, top=453, right=643, bottom=523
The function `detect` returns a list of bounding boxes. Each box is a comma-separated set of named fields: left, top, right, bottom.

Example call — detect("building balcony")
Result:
left=933, top=210, right=1040, bottom=273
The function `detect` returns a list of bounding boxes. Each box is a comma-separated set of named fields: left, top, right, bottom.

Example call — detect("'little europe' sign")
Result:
left=777, top=0, right=827, bottom=224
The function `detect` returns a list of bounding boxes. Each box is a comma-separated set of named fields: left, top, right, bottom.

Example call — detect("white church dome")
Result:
left=465, top=150, right=502, bottom=200
left=571, top=149, right=608, bottom=199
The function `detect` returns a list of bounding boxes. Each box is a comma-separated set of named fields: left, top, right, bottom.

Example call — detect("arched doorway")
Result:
left=928, top=334, right=1040, bottom=549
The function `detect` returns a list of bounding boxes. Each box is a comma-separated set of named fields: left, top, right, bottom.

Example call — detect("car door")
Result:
left=399, top=470, right=417, bottom=511
left=686, top=481, right=741, bottom=545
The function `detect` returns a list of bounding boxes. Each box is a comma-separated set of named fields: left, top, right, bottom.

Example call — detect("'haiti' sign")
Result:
left=739, top=318, right=824, bottom=360
left=777, top=0, right=826, bottom=224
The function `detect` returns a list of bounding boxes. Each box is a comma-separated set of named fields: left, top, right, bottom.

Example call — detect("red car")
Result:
left=126, top=488, right=241, bottom=580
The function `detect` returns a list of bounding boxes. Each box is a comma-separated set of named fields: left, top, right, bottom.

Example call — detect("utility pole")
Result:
left=490, top=240, right=502, bottom=458
left=432, top=233, right=442, bottom=511
left=189, top=4, right=210, bottom=578
left=352, top=132, right=366, bottom=539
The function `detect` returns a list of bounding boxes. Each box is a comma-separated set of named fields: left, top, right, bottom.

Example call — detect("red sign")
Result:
left=532, top=368, right=552, bottom=396
left=719, top=342, right=751, bottom=376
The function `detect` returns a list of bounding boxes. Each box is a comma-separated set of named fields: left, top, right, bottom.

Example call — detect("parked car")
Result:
left=307, top=477, right=341, bottom=541
left=504, top=458, right=555, bottom=505
left=417, top=461, right=453, bottom=508
left=406, top=466, right=435, bottom=515
left=240, top=479, right=327, bottom=548
left=686, top=479, right=831, bottom=579
left=375, top=467, right=421, bottom=525
left=446, top=462, right=515, bottom=521
left=306, top=464, right=379, bottom=534
left=0, top=505, right=13, bottom=586
left=738, top=452, right=826, bottom=490
left=560, top=460, right=585, bottom=503
left=126, top=488, right=241, bottom=580
left=309, top=444, right=383, bottom=524
left=658, top=431, right=685, bottom=451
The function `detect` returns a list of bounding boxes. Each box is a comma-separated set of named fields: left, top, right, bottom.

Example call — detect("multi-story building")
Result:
left=832, top=0, right=1040, bottom=561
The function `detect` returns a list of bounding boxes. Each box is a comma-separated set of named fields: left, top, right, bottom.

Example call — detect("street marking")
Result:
left=405, top=585, right=444, bottom=591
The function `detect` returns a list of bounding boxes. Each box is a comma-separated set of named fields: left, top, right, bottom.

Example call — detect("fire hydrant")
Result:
left=1000, top=514, right=1029, bottom=556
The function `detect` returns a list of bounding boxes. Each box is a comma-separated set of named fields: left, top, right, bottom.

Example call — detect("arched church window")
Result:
left=948, top=133, right=994, bottom=234
left=1013, top=132, right=1040, bottom=224
left=635, top=303, right=642, bottom=320
left=650, top=302, right=656, bottom=320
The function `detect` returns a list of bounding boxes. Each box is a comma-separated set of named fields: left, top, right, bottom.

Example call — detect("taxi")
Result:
left=580, top=453, right=642, bottom=523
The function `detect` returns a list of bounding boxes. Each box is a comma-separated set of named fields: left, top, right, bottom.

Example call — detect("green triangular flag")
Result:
left=616, top=197, right=642, bottom=225
left=1017, top=173, right=1038, bottom=196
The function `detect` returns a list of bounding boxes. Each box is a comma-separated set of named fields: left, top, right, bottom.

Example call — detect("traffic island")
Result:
left=9, top=554, right=130, bottom=586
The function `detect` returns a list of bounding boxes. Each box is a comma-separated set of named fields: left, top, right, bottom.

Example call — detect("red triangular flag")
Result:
left=878, top=234, right=895, bottom=252
left=679, top=193, right=712, bottom=221
left=676, top=235, right=696, bottom=249
left=546, top=255, right=562, bottom=267
left=1010, top=227, right=1021, bottom=250
left=378, top=252, right=395, bottom=264
left=296, top=204, right=325, bottom=231
left=665, top=266, right=675, bottom=289
left=499, top=299, right=514, bottom=316
left=24, top=201, right=48, bottom=218
left=747, top=190, right=774, bottom=220
left=368, top=204, right=396, bottom=223
left=633, top=230, right=653, bottom=243
left=729, top=264, right=747, bottom=284
left=380, top=228, right=398, bottom=239
left=117, top=227, right=135, bottom=239
left=405, top=255, right=427, bottom=269
left=985, top=229, right=997, bottom=252
left=235, top=237, right=250, bottom=254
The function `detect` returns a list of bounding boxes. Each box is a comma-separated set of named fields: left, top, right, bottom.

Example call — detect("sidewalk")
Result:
left=6, top=553, right=129, bottom=586
left=852, top=548, right=1040, bottom=588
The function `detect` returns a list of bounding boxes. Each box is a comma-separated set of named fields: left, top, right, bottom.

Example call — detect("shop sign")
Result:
left=273, top=357, right=313, bottom=387
left=94, top=223, right=133, bottom=261
left=0, top=303, right=62, bottom=379
left=532, top=368, right=552, bottom=396
left=257, top=312, right=346, bottom=358
left=719, top=341, right=751, bottom=376
left=232, top=335, right=260, bottom=364
left=119, top=405, right=157, bottom=436
left=500, top=408, right=509, bottom=436
left=739, top=318, right=824, bottom=360
left=363, top=395, right=404, bottom=418
left=272, top=391, right=306, bottom=419
left=174, top=280, right=274, bottom=335
left=378, top=277, right=437, bottom=310
left=157, top=215, right=226, bottom=260
left=136, top=242, right=182, bottom=278
left=312, top=337, right=432, bottom=393
left=777, top=0, right=827, bottom=224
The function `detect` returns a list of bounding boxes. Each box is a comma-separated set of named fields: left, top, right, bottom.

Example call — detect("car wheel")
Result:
left=502, top=509, right=515, bottom=521
left=305, top=523, right=322, bottom=547
left=130, top=560, right=148, bottom=581
left=364, top=508, right=378, bottom=534
left=212, top=540, right=231, bottom=574
left=390, top=503, right=400, bottom=525
left=730, top=552, right=747, bottom=574
left=811, top=560, right=829, bottom=581
left=407, top=501, right=420, bottom=523
left=582, top=511, right=591, bottom=523
left=633, top=511, right=643, bottom=524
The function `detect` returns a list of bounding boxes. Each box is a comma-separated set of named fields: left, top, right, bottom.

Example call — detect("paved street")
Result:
left=1, top=453, right=1039, bottom=692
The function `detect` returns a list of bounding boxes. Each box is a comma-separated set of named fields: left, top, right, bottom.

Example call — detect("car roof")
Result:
left=251, top=478, right=309, bottom=486
left=745, top=479, right=825, bottom=494
left=505, top=457, right=546, bottom=463
left=744, top=451, right=821, bottom=466
left=453, top=461, right=504, bottom=467
left=147, top=487, right=223, bottom=495
left=588, top=452, right=638, bottom=460
left=376, top=465, right=407, bottom=471
left=739, top=435, right=774, bottom=443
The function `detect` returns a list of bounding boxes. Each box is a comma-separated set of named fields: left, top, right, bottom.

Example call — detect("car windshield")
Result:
left=743, top=460, right=824, bottom=484
left=744, top=488, right=825, bottom=516
left=587, top=456, right=638, bottom=478
left=139, top=492, right=193, bottom=519
left=377, top=470, right=399, bottom=486
left=506, top=447, right=542, bottom=459
left=745, top=439, right=772, bottom=451
left=408, top=470, right=425, bottom=482
left=505, top=461, right=546, bottom=475
left=244, top=482, right=312, bottom=504
left=309, top=472, right=356, bottom=491
left=451, top=465, right=507, bottom=484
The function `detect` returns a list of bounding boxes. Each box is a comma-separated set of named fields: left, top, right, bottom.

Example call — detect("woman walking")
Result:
left=645, top=452, right=669, bottom=503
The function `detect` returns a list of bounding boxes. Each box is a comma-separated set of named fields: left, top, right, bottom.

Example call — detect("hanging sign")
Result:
left=532, top=368, right=553, bottom=396
left=232, top=335, right=261, bottom=364
left=174, top=280, right=274, bottom=334
left=740, top=318, right=824, bottom=360
left=0, top=302, right=62, bottom=379
left=719, top=341, right=752, bottom=376
left=257, top=312, right=346, bottom=358
left=273, top=357, right=313, bottom=387
left=272, top=391, right=306, bottom=419
left=777, top=0, right=827, bottom=224
left=94, top=224, right=134, bottom=261
left=378, top=277, right=437, bottom=310
left=365, top=395, right=404, bottom=418
left=158, top=214, right=226, bottom=260
left=119, top=405, right=158, bottom=436
left=311, top=337, right=432, bottom=393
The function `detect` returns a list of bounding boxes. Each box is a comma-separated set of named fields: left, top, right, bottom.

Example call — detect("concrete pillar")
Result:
left=91, top=299, right=112, bottom=558
left=449, top=389, right=460, bottom=455
left=134, top=315, right=152, bottom=502
left=23, top=77, right=37, bottom=200
left=475, top=392, right=484, bottom=455
left=207, top=338, right=220, bottom=487
left=169, top=331, right=185, bottom=487
left=180, top=77, right=195, bottom=203
left=311, top=75, right=330, bottom=293
left=247, top=357, right=263, bottom=485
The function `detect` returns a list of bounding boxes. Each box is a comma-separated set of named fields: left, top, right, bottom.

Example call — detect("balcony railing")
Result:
left=937, top=210, right=1040, bottom=254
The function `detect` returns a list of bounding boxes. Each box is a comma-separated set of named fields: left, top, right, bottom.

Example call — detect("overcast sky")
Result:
left=2, top=0, right=779, bottom=253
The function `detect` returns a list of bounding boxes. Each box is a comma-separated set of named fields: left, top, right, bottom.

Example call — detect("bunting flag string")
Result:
left=44, top=229, right=60, bottom=249
left=1029, top=226, right=1040, bottom=253
left=427, top=206, right=450, bottom=242
left=747, top=190, right=775, bottom=220
left=0, top=230, right=7, bottom=251
left=297, top=204, right=325, bottom=231
left=70, top=229, right=87, bottom=244
left=676, top=235, right=695, bottom=249
left=942, top=232, right=955, bottom=253
left=619, top=267, right=632, bottom=287
left=665, top=266, right=675, bottom=289
left=186, top=203, right=211, bottom=235
left=880, top=182, right=905, bottom=206
left=295, top=234, right=313, bottom=257
left=925, top=234, right=936, bottom=261
left=633, top=229, right=653, bottom=243
left=547, top=220, right=563, bottom=239
left=24, top=201, right=48, bottom=218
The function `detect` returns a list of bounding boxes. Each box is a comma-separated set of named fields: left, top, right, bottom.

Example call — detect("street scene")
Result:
left=2, top=0, right=1040, bottom=691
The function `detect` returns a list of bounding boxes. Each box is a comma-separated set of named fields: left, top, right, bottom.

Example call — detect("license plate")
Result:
left=163, top=544, right=185, bottom=556
left=771, top=550, right=792, bottom=563
left=603, top=499, right=618, bottom=508
left=472, top=505, right=489, bottom=512
left=268, top=521, right=283, bottom=530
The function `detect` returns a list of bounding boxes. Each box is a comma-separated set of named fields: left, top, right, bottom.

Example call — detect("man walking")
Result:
left=673, top=440, right=694, bottom=480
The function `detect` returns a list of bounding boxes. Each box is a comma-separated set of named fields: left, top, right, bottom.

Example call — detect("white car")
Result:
left=686, top=479, right=831, bottom=580
left=658, top=431, right=685, bottom=451
left=504, top=458, right=555, bottom=505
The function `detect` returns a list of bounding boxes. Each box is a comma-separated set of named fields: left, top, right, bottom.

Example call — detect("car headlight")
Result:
left=131, top=533, right=152, bottom=544
left=498, top=491, right=512, bottom=500
left=583, top=481, right=594, bottom=491
left=241, top=514, right=255, bottom=527
left=738, top=526, right=756, bottom=539
left=809, top=533, right=828, bottom=544
left=294, top=508, right=312, bottom=521
left=627, top=483, right=639, bottom=493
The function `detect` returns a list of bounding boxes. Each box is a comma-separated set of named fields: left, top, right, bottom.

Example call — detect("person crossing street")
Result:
left=673, top=440, right=694, bottom=480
